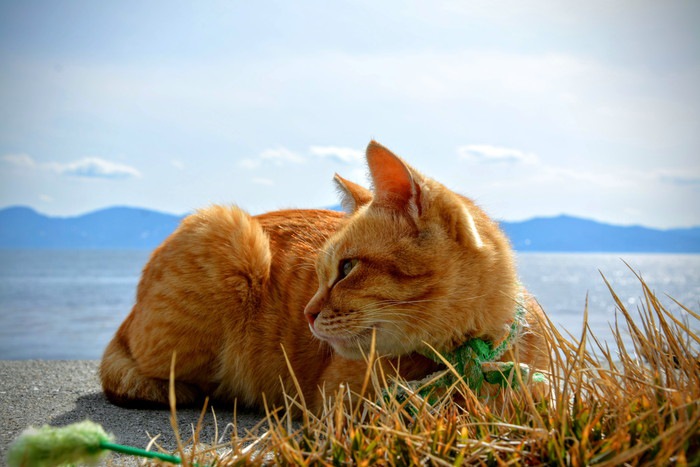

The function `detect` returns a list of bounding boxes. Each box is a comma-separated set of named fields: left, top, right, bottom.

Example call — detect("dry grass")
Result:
left=153, top=273, right=699, bottom=466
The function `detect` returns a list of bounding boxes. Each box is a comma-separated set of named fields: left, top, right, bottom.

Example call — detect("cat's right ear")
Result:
left=333, top=174, right=373, bottom=214
left=366, top=141, right=422, bottom=218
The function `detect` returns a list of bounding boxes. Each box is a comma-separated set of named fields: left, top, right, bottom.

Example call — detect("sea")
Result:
left=0, top=250, right=698, bottom=360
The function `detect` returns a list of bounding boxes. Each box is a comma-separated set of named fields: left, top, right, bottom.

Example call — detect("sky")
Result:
left=1, top=0, right=699, bottom=228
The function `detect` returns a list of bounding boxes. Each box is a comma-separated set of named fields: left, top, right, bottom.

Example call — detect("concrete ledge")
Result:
left=0, top=360, right=265, bottom=464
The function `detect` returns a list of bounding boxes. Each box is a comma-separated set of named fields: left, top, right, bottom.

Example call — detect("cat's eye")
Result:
left=338, top=258, right=358, bottom=281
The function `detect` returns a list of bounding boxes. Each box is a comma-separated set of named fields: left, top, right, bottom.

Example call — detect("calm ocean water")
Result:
left=0, top=250, right=698, bottom=359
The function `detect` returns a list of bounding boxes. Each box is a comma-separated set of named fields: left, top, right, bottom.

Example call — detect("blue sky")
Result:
left=1, top=1, right=698, bottom=228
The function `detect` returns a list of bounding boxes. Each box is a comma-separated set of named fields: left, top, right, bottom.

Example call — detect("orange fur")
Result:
left=100, top=141, right=550, bottom=412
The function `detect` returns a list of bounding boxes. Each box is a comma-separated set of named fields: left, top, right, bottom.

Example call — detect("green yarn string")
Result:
left=394, top=292, right=547, bottom=404
left=99, top=441, right=185, bottom=464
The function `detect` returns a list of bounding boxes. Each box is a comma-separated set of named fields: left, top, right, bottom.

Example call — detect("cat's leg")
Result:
left=308, top=357, right=370, bottom=413
left=100, top=331, right=203, bottom=408
left=309, top=354, right=440, bottom=413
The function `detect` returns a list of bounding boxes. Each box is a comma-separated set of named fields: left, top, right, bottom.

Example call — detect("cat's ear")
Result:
left=333, top=174, right=372, bottom=214
left=366, top=141, right=421, bottom=217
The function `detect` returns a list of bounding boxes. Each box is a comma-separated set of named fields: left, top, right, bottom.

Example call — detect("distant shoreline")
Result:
left=1, top=206, right=699, bottom=252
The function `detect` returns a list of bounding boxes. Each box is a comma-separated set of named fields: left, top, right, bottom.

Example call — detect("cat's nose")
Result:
left=305, top=310, right=318, bottom=327
left=304, top=304, right=320, bottom=327
left=304, top=295, right=323, bottom=327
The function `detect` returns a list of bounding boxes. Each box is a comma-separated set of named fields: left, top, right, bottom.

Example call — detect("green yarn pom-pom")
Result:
left=8, top=420, right=113, bottom=467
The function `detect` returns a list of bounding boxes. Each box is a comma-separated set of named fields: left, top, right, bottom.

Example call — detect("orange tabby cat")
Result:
left=100, top=141, right=550, bottom=412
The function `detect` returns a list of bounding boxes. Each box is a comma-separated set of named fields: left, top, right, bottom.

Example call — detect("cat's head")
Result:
left=304, top=141, right=519, bottom=360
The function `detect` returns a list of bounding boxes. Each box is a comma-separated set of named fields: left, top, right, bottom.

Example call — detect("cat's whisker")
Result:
left=324, top=317, right=429, bottom=351
left=352, top=293, right=489, bottom=316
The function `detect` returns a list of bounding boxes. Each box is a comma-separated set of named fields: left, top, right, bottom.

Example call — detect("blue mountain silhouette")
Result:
left=500, top=214, right=700, bottom=253
left=0, top=206, right=182, bottom=249
left=0, top=206, right=698, bottom=252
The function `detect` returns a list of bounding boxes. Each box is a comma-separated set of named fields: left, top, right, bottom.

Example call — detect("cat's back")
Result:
left=254, top=208, right=345, bottom=251
left=139, top=206, right=344, bottom=290
left=133, top=206, right=345, bottom=322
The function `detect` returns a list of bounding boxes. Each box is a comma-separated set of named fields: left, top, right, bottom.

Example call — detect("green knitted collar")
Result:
left=414, top=292, right=545, bottom=396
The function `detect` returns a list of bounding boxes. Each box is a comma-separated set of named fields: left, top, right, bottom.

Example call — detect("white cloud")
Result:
left=242, top=145, right=365, bottom=170
left=240, top=147, right=306, bottom=169
left=239, top=158, right=260, bottom=169
left=307, top=51, right=593, bottom=104
left=457, top=145, right=539, bottom=165
left=252, top=177, right=275, bottom=186
left=537, top=165, right=700, bottom=190
left=2, top=154, right=37, bottom=169
left=655, top=169, right=700, bottom=186
left=171, top=160, right=185, bottom=170
left=455, top=143, right=639, bottom=189
left=52, top=157, right=142, bottom=179
left=239, top=145, right=364, bottom=174
left=2, top=154, right=141, bottom=179
left=259, top=147, right=305, bottom=165
left=309, top=146, right=363, bottom=164
left=538, top=166, right=632, bottom=188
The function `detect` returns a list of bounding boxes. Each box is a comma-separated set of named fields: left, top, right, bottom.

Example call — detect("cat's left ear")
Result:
left=333, top=174, right=373, bottom=214
left=366, top=141, right=422, bottom=218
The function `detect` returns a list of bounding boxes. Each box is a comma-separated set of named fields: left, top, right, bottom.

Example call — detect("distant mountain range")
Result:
left=0, top=206, right=182, bottom=249
left=1, top=206, right=699, bottom=253
left=500, top=215, right=700, bottom=253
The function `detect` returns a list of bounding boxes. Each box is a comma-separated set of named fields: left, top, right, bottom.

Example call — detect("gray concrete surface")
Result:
left=0, top=360, right=267, bottom=465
